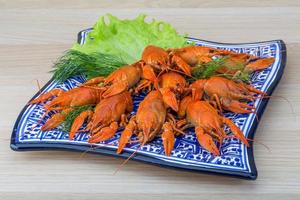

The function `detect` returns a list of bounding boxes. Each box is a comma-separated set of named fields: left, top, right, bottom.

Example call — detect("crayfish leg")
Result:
left=190, top=80, right=206, bottom=100
left=69, top=110, right=94, bottom=140
left=211, top=94, right=223, bottom=112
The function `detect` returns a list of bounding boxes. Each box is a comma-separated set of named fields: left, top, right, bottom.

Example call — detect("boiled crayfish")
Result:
left=83, top=62, right=143, bottom=98
left=190, top=76, right=265, bottom=113
left=178, top=96, right=249, bottom=156
left=117, top=91, right=183, bottom=156
left=169, top=45, right=274, bottom=75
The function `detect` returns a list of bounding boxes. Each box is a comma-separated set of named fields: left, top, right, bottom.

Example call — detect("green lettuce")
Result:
left=72, top=14, right=188, bottom=63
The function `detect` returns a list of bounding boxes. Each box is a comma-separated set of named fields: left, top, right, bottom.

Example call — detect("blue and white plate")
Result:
left=11, top=29, right=286, bottom=179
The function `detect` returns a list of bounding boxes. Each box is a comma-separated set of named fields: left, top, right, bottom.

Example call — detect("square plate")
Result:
left=11, top=29, right=286, bottom=180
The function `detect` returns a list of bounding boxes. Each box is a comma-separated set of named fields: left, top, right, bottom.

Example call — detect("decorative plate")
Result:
left=11, top=29, right=286, bottom=180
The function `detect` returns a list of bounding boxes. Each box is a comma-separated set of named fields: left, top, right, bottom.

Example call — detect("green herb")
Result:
left=192, top=56, right=229, bottom=79
left=231, top=70, right=251, bottom=82
left=191, top=56, right=253, bottom=82
left=61, top=105, right=94, bottom=132
left=52, top=50, right=126, bottom=82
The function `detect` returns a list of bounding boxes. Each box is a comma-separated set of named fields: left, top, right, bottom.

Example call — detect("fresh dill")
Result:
left=52, top=50, right=127, bottom=83
left=192, top=56, right=229, bottom=79
left=61, top=105, right=94, bottom=133
left=191, top=56, right=251, bottom=82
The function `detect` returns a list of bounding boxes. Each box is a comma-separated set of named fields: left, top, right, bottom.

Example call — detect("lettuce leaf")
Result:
left=72, top=14, right=188, bottom=63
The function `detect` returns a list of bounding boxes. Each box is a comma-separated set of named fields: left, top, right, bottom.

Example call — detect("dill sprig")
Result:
left=191, top=56, right=251, bottom=82
left=230, top=70, right=251, bottom=82
left=51, top=50, right=127, bottom=83
left=192, top=56, right=229, bottom=79
left=61, top=105, right=94, bottom=133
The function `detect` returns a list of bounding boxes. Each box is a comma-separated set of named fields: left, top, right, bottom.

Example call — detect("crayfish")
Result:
left=178, top=95, right=249, bottom=156
left=190, top=76, right=265, bottom=113
left=117, top=91, right=183, bottom=156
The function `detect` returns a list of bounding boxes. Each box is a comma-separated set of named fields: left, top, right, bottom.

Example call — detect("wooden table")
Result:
left=1, top=1, right=299, bottom=199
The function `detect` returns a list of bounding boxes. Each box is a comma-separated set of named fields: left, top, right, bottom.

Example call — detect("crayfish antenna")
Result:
left=261, top=94, right=295, bottom=116
left=113, top=142, right=145, bottom=175
left=225, top=136, right=271, bottom=153
left=79, top=143, right=113, bottom=159
left=36, top=79, right=42, bottom=94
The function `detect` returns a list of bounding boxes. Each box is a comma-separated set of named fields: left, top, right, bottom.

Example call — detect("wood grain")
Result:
left=0, top=1, right=299, bottom=200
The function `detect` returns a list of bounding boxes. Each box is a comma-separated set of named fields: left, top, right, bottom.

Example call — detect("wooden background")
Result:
left=0, top=0, right=299, bottom=199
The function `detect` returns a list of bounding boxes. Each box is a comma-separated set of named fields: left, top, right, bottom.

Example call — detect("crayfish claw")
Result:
left=222, top=117, right=249, bottom=147
left=102, top=81, right=128, bottom=98
left=88, top=122, right=118, bottom=143
left=69, top=110, right=93, bottom=140
left=160, top=88, right=179, bottom=112
left=28, top=88, right=64, bottom=104
left=162, top=122, right=175, bottom=156
left=195, top=127, right=220, bottom=156
left=117, top=119, right=136, bottom=154
left=41, top=108, right=71, bottom=131
left=222, top=99, right=255, bottom=114
left=171, top=54, right=192, bottom=76
left=245, top=57, right=275, bottom=72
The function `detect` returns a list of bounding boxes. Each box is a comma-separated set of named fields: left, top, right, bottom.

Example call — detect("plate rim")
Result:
left=10, top=29, right=287, bottom=180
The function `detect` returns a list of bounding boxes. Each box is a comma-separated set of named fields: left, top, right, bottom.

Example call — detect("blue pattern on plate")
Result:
left=11, top=29, right=285, bottom=179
